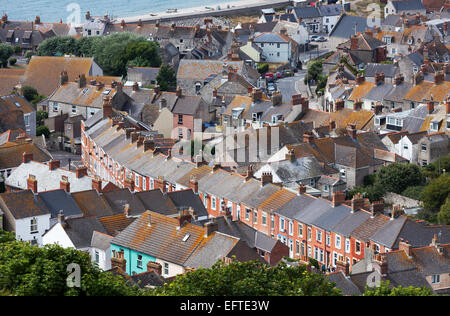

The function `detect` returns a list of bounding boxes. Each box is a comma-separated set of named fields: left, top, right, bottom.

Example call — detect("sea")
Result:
left=2, top=0, right=240, bottom=23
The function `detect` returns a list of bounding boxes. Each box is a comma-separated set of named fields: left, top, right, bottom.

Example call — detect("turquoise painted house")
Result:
left=110, top=243, right=156, bottom=276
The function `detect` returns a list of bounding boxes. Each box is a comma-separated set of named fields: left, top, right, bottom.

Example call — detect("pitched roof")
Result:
left=391, top=0, right=426, bottom=11
left=38, top=189, right=83, bottom=220
left=63, top=216, right=109, bottom=249
left=0, top=189, right=50, bottom=219
left=5, top=160, right=107, bottom=193
left=0, top=143, right=51, bottom=170
left=20, top=56, right=96, bottom=96
left=111, top=211, right=206, bottom=266
left=98, top=213, right=136, bottom=236
left=330, top=14, right=380, bottom=39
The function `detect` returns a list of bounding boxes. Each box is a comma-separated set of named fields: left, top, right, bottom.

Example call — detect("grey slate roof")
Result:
left=65, top=216, right=108, bottom=249
left=312, top=205, right=352, bottom=232
left=91, top=230, right=114, bottom=251
left=293, top=7, right=321, bottom=19
left=326, top=272, right=362, bottom=296
left=391, top=0, right=425, bottom=11
left=330, top=14, right=379, bottom=39
left=318, top=4, right=344, bottom=17
left=253, top=32, right=290, bottom=44
left=38, top=189, right=83, bottom=220
left=332, top=210, right=371, bottom=238
left=365, top=63, right=399, bottom=79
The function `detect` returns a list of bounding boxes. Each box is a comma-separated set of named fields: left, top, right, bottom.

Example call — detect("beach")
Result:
left=121, top=0, right=290, bottom=23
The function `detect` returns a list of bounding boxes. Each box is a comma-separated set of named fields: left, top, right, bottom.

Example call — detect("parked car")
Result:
left=265, top=72, right=274, bottom=82
left=310, top=35, right=319, bottom=42
left=275, top=72, right=283, bottom=79
left=267, top=83, right=276, bottom=96
left=316, top=36, right=327, bottom=42
left=282, top=70, right=294, bottom=77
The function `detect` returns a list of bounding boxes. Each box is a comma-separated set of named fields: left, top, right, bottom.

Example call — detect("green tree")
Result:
left=437, top=197, right=450, bottom=225
left=0, top=43, right=14, bottom=67
left=91, top=32, right=149, bottom=76
left=9, top=58, right=16, bottom=66
left=363, top=281, right=435, bottom=296
left=38, top=36, right=77, bottom=56
left=0, top=240, right=140, bottom=296
left=151, top=260, right=342, bottom=296
left=22, top=86, right=39, bottom=102
left=375, top=163, right=424, bottom=194
left=257, top=63, right=269, bottom=74
left=36, top=125, right=50, bottom=138
left=36, top=110, right=48, bottom=126
left=421, top=174, right=450, bottom=213
left=156, top=64, right=177, bottom=92
left=401, top=185, right=425, bottom=200
left=125, top=41, right=161, bottom=68
left=0, top=229, right=15, bottom=244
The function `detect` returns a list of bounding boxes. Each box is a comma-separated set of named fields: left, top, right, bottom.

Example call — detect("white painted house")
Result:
left=0, top=190, right=51, bottom=246
left=253, top=32, right=297, bottom=66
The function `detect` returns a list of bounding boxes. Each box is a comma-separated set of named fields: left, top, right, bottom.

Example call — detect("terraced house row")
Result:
left=82, top=104, right=450, bottom=272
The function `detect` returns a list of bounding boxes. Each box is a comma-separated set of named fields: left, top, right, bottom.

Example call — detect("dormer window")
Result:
left=430, top=121, right=439, bottom=132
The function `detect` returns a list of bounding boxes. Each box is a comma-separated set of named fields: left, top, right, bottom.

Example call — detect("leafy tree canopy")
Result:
left=150, top=260, right=342, bottom=296
left=38, top=33, right=162, bottom=76
left=156, top=64, right=177, bottom=92
left=421, top=174, right=450, bottom=213
left=375, top=163, right=424, bottom=194
left=437, top=197, right=450, bottom=225
left=0, top=43, right=14, bottom=67
left=0, top=235, right=140, bottom=296
left=363, top=281, right=435, bottom=296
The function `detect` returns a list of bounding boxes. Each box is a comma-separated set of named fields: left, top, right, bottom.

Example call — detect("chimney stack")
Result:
left=303, top=131, right=314, bottom=144
left=57, top=211, right=65, bottom=227
left=147, top=261, right=162, bottom=275
left=177, top=209, right=192, bottom=229
left=271, top=91, right=282, bottom=106
left=298, top=184, right=306, bottom=195
left=35, top=16, right=41, bottom=24
left=85, top=11, right=91, bottom=20
left=103, top=95, right=113, bottom=119
left=251, top=88, right=263, bottom=102
left=143, top=139, right=155, bottom=152
left=111, top=250, right=126, bottom=272
left=176, top=86, right=182, bottom=97
left=60, top=70, right=68, bottom=86
left=356, top=73, right=365, bottom=85
left=78, top=74, right=87, bottom=89
left=155, top=176, right=166, bottom=193
left=189, top=176, right=198, bottom=194
left=332, top=191, right=346, bottom=207
left=261, top=172, right=273, bottom=186
left=286, top=149, right=296, bottom=162
left=434, top=71, right=445, bottom=85
left=371, top=201, right=384, bottom=216
left=92, top=176, right=102, bottom=193
left=245, top=165, right=254, bottom=181
left=445, top=98, right=450, bottom=115
left=124, top=176, right=135, bottom=192
left=347, top=124, right=357, bottom=139
left=373, top=253, right=388, bottom=277
left=399, top=239, right=413, bottom=258
left=204, top=219, right=219, bottom=237
left=132, top=82, right=139, bottom=91
left=49, top=160, right=60, bottom=171
left=351, top=192, right=365, bottom=212
left=125, top=128, right=136, bottom=139
left=334, top=99, right=345, bottom=112
left=76, top=166, right=88, bottom=178
left=350, top=34, right=359, bottom=50
left=427, top=101, right=434, bottom=114
left=27, top=175, right=38, bottom=193
left=22, top=152, right=33, bottom=164
left=60, top=175, right=70, bottom=192
left=335, top=258, right=350, bottom=276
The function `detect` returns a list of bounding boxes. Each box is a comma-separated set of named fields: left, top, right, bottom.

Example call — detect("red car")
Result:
left=275, top=72, right=283, bottom=79
left=265, top=73, right=274, bottom=81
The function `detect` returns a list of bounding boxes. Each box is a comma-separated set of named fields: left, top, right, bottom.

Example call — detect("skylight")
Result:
left=182, top=234, right=190, bottom=242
